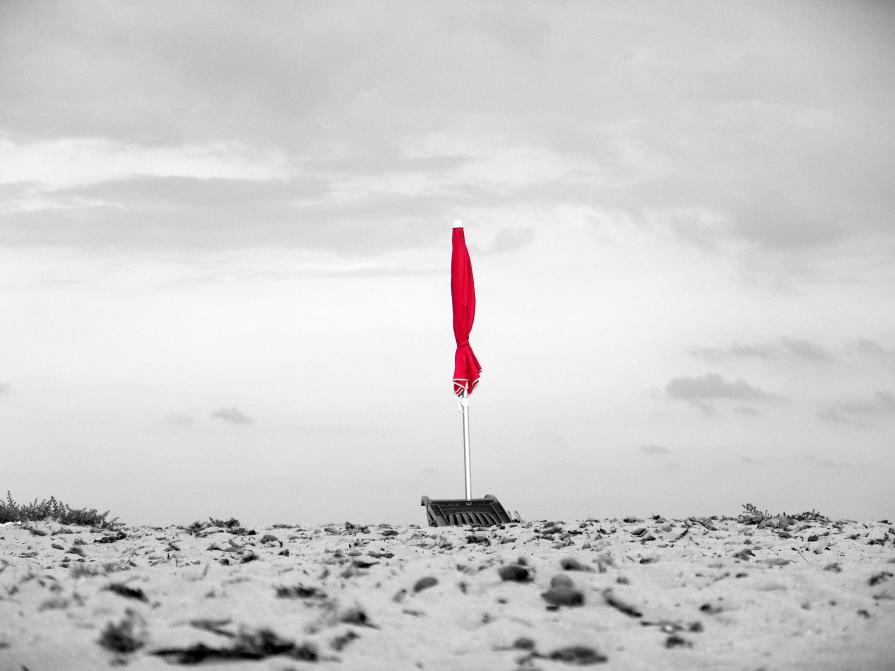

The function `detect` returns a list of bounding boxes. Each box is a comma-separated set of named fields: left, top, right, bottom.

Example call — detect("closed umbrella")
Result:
left=451, top=220, right=481, bottom=500
left=420, top=220, right=514, bottom=527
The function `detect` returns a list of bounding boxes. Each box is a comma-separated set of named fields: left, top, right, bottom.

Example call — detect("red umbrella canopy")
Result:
left=451, top=223, right=482, bottom=396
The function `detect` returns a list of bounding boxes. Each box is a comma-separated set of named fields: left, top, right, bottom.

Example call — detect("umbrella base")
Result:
left=420, top=494, right=515, bottom=527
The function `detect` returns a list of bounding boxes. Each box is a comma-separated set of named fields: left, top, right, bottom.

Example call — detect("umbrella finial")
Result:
left=453, top=219, right=463, bottom=228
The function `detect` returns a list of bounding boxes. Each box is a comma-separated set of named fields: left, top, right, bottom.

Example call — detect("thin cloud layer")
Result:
left=691, top=338, right=833, bottom=363
left=162, top=413, right=196, bottom=427
left=817, top=391, right=895, bottom=425
left=210, top=407, right=254, bottom=425
left=0, top=2, right=893, bottom=254
left=666, top=373, right=773, bottom=415
left=639, top=444, right=671, bottom=455
left=857, top=339, right=895, bottom=366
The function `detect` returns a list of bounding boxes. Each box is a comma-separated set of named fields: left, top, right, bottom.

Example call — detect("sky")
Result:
left=1, top=1, right=894, bottom=525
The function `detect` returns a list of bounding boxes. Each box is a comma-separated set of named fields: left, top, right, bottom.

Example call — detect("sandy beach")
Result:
left=2, top=514, right=894, bottom=670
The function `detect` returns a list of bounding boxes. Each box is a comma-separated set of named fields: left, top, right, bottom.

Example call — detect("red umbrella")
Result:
left=451, top=220, right=481, bottom=500
left=419, top=220, right=514, bottom=523
left=451, top=221, right=482, bottom=397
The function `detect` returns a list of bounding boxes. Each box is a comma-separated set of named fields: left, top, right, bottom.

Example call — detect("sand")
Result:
left=1, top=515, right=894, bottom=670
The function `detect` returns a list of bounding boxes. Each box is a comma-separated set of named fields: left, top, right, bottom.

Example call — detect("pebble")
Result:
left=498, top=564, right=532, bottom=582
left=413, top=576, right=438, bottom=593
left=542, top=584, right=585, bottom=607
left=560, top=557, right=593, bottom=572
left=550, top=574, right=574, bottom=589
left=547, top=645, right=608, bottom=664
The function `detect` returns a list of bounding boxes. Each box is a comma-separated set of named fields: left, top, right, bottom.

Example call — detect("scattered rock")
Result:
left=560, top=557, right=593, bottom=572
left=96, top=530, right=127, bottom=543
left=547, top=645, right=608, bottom=664
left=665, top=634, right=692, bottom=649
left=764, top=558, right=790, bottom=567
left=104, top=583, right=148, bottom=602
left=542, top=585, right=585, bottom=607
left=98, top=609, right=147, bottom=653
left=331, top=630, right=360, bottom=651
left=699, top=602, right=723, bottom=615
left=498, top=564, right=532, bottom=582
left=340, top=607, right=378, bottom=628
left=550, top=574, right=574, bottom=589
left=276, top=585, right=327, bottom=600
left=869, top=571, right=893, bottom=586
left=414, top=576, right=438, bottom=593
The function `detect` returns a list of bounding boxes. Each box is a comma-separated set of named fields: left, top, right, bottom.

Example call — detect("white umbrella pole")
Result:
left=461, top=389, right=471, bottom=501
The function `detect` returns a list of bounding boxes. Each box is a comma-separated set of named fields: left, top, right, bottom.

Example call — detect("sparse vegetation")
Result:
left=0, top=491, right=121, bottom=529
left=738, top=502, right=831, bottom=526
left=183, top=517, right=255, bottom=536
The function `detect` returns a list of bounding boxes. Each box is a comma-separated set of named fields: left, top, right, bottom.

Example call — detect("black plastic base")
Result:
left=421, top=494, right=513, bottom=527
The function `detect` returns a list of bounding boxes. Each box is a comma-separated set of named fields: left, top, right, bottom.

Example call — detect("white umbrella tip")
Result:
left=453, top=219, right=464, bottom=228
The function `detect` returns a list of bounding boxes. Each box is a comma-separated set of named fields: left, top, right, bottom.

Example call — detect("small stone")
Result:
left=560, top=557, right=593, bottom=572
left=869, top=571, right=893, bottom=586
left=765, top=557, right=790, bottom=567
left=547, top=645, right=608, bottom=664
left=665, top=634, right=692, bottom=649
left=498, top=565, right=532, bottom=582
left=512, top=637, right=536, bottom=650
left=699, top=602, right=722, bottom=614
left=97, top=609, right=147, bottom=653
left=413, top=576, right=438, bottom=593
left=550, top=574, right=574, bottom=589
left=542, top=585, right=584, bottom=607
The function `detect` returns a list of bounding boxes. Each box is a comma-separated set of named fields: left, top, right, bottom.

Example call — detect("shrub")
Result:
left=0, top=491, right=121, bottom=529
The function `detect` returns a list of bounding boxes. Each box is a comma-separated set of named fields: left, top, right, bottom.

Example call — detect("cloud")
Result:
left=1, top=2, right=894, bottom=255
left=666, top=373, right=773, bottom=415
left=778, top=338, right=833, bottom=363
left=162, top=413, right=195, bottom=426
left=0, top=138, right=290, bottom=189
left=803, top=455, right=853, bottom=469
left=210, top=406, right=254, bottom=425
left=857, top=339, right=895, bottom=366
left=0, top=383, right=10, bottom=396
left=691, top=338, right=833, bottom=363
left=639, top=444, right=671, bottom=455
left=735, top=405, right=761, bottom=416
left=481, top=227, right=535, bottom=255
left=817, top=391, right=895, bottom=425
left=690, top=343, right=777, bottom=362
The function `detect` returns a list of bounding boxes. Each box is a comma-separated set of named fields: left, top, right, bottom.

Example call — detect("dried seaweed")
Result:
left=152, top=628, right=318, bottom=664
